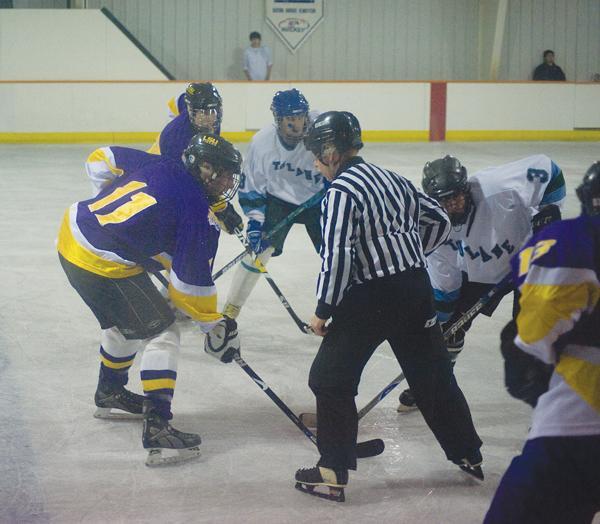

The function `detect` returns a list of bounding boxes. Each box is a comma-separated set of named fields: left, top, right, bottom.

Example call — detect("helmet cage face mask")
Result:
left=199, top=161, right=241, bottom=204
left=184, top=83, right=223, bottom=133
left=187, top=106, right=222, bottom=134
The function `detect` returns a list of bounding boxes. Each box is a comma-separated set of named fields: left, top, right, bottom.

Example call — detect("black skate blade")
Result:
left=459, top=464, right=484, bottom=481
left=295, top=482, right=345, bottom=502
left=356, top=438, right=384, bottom=458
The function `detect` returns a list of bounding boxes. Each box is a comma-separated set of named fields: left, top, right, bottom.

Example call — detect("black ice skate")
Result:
left=396, top=388, right=418, bottom=413
left=142, top=401, right=201, bottom=467
left=94, top=382, right=145, bottom=420
left=295, top=466, right=348, bottom=502
left=454, top=449, right=484, bottom=480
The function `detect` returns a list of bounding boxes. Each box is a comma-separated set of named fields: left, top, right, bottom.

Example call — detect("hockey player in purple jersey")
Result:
left=58, top=134, right=243, bottom=466
left=485, top=162, right=600, bottom=523
left=158, top=82, right=223, bottom=160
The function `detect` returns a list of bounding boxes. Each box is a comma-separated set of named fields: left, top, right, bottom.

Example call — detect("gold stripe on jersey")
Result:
left=516, top=282, right=599, bottom=344
left=57, top=210, right=144, bottom=278
left=146, top=137, right=161, bottom=155
left=142, top=378, right=176, bottom=392
left=167, top=96, right=180, bottom=117
left=86, top=148, right=124, bottom=176
left=556, top=354, right=600, bottom=413
left=169, top=284, right=222, bottom=326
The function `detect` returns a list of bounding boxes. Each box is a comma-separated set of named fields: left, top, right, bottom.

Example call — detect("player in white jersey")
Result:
left=398, top=154, right=566, bottom=411
left=223, top=89, right=325, bottom=320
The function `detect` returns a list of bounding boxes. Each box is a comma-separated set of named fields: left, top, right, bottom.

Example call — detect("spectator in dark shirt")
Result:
left=533, top=50, right=566, bottom=81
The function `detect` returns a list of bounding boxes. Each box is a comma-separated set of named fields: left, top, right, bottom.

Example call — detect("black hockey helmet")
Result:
left=183, top=133, right=241, bottom=203
left=576, top=161, right=600, bottom=216
left=303, top=111, right=363, bottom=160
left=184, top=82, right=223, bottom=133
left=422, top=155, right=471, bottom=225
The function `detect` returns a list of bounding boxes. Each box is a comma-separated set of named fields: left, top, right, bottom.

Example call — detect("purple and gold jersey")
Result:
left=59, top=159, right=223, bottom=330
left=512, top=214, right=600, bottom=438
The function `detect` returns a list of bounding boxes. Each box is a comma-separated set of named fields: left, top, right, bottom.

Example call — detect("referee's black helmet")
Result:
left=304, top=111, right=363, bottom=159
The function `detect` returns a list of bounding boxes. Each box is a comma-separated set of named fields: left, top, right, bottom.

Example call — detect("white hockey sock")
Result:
left=223, top=247, right=274, bottom=319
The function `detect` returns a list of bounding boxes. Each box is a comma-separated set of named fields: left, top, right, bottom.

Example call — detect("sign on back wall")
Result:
left=266, top=0, right=324, bottom=54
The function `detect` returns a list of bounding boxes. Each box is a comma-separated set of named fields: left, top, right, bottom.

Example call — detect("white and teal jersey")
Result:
left=238, top=116, right=325, bottom=224
left=428, top=154, right=566, bottom=320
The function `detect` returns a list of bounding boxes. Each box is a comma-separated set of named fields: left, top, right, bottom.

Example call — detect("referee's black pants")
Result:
left=309, top=268, right=482, bottom=471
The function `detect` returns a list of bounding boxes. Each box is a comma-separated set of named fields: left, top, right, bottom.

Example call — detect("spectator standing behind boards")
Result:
left=243, top=31, right=273, bottom=81
left=533, top=50, right=566, bottom=81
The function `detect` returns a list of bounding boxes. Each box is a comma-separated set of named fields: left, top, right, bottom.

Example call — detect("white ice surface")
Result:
left=1, top=142, right=598, bottom=524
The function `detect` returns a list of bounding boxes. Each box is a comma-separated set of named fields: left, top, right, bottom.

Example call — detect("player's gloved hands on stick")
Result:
left=246, top=219, right=270, bottom=254
left=204, top=317, right=240, bottom=363
left=211, top=203, right=244, bottom=235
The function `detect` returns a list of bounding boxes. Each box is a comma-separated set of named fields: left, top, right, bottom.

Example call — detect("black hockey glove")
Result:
left=442, top=321, right=466, bottom=362
left=211, top=203, right=244, bottom=235
left=500, top=320, right=553, bottom=407
left=204, top=317, right=240, bottom=363
left=531, top=204, right=561, bottom=235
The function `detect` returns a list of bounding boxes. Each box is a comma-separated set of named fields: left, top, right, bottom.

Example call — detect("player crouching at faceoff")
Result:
left=294, top=111, right=483, bottom=502
left=485, top=162, right=600, bottom=524
left=397, top=154, right=565, bottom=412
left=223, top=88, right=325, bottom=320
left=57, top=134, right=243, bottom=466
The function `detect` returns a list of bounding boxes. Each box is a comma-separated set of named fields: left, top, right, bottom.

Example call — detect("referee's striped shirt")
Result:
left=316, top=157, right=451, bottom=319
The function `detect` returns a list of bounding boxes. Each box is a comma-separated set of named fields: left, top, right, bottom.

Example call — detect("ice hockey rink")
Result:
left=1, top=141, right=599, bottom=524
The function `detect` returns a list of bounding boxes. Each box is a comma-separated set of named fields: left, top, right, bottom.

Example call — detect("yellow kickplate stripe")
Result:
left=446, top=130, right=600, bottom=141
left=142, top=378, right=176, bottom=391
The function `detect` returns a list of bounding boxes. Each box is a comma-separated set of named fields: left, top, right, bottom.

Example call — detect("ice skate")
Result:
left=94, top=382, right=145, bottom=419
left=142, top=401, right=201, bottom=467
left=295, top=466, right=348, bottom=502
left=454, top=449, right=484, bottom=480
left=396, top=388, right=419, bottom=413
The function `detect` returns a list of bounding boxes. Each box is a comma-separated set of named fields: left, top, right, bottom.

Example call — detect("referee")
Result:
left=294, top=111, right=483, bottom=501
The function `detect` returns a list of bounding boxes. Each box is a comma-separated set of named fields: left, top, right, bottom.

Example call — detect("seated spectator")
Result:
left=533, top=50, right=566, bottom=81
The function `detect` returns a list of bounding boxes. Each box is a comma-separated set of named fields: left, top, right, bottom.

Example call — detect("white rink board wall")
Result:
left=0, top=81, right=599, bottom=141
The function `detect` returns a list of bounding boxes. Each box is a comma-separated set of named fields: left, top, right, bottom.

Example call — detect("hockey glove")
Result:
left=442, top=321, right=466, bottom=362
left=531, top=204, right=561, bottom=235
left=246, top=219, right=270, bottom=254
left=204, top=317, right=240, bottom=363
left=211, top=203, right=244, bottom=235
left=500, top=320, right=553, bottom=407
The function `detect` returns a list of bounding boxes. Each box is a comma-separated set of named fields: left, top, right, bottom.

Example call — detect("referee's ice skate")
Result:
left=454, top=449, right=484, bottom=480
left=295, top=466, right=348, bottom=502
left=142, top=401, right=201, bottom=466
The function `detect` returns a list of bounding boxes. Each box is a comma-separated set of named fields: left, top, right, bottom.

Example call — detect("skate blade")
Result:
left=299, top=412, right=317, bottom=429
left=94, top=407, right=143, bottom=420
left=396, top=403, right=418, bottom=413
left=459, top=464, right=484, bottom=481
left=295, top=482, right=345, bottom=502
left=145, top=446, right=201, bottom=467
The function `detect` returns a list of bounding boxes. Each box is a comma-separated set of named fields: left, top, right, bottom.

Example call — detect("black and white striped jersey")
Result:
left=316, top=157, right=451, bottom=319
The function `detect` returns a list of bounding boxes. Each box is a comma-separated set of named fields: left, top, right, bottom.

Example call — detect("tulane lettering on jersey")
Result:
left=271, top=161, right=322, bottom=184
left=444, top=238, right=515, bottom=262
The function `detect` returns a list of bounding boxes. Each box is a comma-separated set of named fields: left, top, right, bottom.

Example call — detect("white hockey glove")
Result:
left=204, top=317, right=240, bottom=363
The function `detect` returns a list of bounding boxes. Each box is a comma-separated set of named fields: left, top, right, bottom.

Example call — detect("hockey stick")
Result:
left=300, top=274, right=514, bottom=427
left=234, top=354, right=384, bottom=459
left=233, top=230, right=311, bottom=334
left=212, top=189, right=326, bottom=281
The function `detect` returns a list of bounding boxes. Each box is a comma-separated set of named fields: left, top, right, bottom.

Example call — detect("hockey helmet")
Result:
left=422, top=155, right=471, bottom=226
left=271, top=89, right=310, bottom=145
left=303, top=111, right=363, bottom=161
left=576, top=161, right=600, bottom=216
left=184, top=82, right=223, bottom=133
left=183, top=133, right=241, bottom=203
